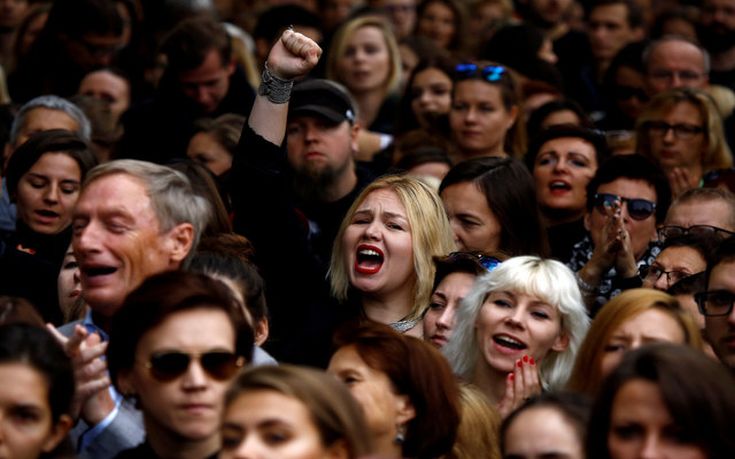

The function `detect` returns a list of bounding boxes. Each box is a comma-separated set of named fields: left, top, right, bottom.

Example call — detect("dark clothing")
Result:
left=229, top=125, right=371, bottom=366
left=0, top=222, right=68, bottom=323
left=114, top=441, right=217, bottom=459
left=547, top=218, right=588, bottom=265
left=368, top=94, right=400, bottom=134
left=117, top=67, right=254, bottom=164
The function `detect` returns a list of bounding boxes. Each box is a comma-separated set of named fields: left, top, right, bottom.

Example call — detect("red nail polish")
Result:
left=517, top=360, right=523, bottom=368
left=508, top=373, right=514, bottom=380
left=523, top=355, right=529, bottom=363
left=529, top=357, right=535, bottom=365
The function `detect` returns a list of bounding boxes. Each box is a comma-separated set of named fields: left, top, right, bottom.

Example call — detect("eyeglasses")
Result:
left=648, top=70, right=704, bottom=83
left=644, top=121, right=704, bottom=139
left=593, top=193, right=656, bottom=221
left=455, top=63, right=506, bottom=82
left=694, top=290, right=735, bottom=316
left=145, top=351, right=245, bottom=382
left=657, top=224, right=735, bottom=242
left=613, top=85, right=648, bottom=102
left=446, top=251, right=502, bottom=272
left=640, top=265, right=692, bottom=287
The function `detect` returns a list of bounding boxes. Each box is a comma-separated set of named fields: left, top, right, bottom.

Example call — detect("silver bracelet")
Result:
left=575, top=271, right=597, bottom=293
left=258, top=62, right=293, bottom=104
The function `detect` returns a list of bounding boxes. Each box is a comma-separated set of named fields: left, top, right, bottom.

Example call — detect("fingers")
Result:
left=281, top=29, right=322, bottom=63
left=46, top=323, right=69, bottom=346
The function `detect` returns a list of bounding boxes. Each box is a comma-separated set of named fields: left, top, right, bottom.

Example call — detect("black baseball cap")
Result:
left=289, top=79, right=356, bottom=124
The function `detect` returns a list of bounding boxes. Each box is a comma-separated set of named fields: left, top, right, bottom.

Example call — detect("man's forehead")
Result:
left=651, top=41, right=704, bottom=67
left=666, top=199, right=735, bottom=230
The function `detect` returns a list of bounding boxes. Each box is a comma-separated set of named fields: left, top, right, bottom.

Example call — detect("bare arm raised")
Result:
left=248, top=29, right=322, bottom=145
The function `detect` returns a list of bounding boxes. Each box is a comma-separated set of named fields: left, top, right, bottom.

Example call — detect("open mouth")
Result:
left=82, top=266, right=118, bottom=278
left=354, top=245, right=384, bottom=275
left=493, top=334, right=527, bottom=351
left=34, top=209, right=60, bottom=219
left=549, top=181, right=571, bottom=192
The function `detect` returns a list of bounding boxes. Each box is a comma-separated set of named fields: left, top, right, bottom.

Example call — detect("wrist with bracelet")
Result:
left=575, top=271, right=597, bottom=294
left=258, top=61, right=293, bottom=104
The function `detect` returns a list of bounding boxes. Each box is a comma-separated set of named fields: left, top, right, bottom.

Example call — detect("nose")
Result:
left=652, top=273, right=669, bottom=291
left=670, top=73, right=684, bottom=89
left=44, top=183, right=61, bottom=204
left=419, top=90, right=433, bottom=107
left=639, top=434, right=663, bottom=459
left=181, top=359, right=209, bottom=390
left=74, top=221, right=103, bottom=258
left=464, top=107, right=478, bottom=123
left=663, top=126, right=676, bottom=142
left=436, top=304, right=455, bottom=330
left=231, top=434, right=260, bottom=459
left=363, top=219, right=383, bottom=240
left=552, top=157, right=568, bottom=173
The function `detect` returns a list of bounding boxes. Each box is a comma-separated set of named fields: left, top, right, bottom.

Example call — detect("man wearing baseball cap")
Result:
left=230, top=30, right=373, bottom=365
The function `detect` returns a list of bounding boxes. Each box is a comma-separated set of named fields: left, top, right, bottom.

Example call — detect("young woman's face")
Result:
left=410, top=67, right=452, bottom=128
left=0, top=363, right=71, bottom=459
left=220, top=390, right=345, bottom=459
left=441, top=181, right=501, bottom=253
left=450, top=80, right=517, bottom=157
left=118, top=308, right=240, bottom=445
left=600, top=309, right=686, bottom=378
left=186, top=131, right=233, bottom=176
left=342, top=188, right=415, bottom=299
left=417, top=1, right=456, bottom=49
left=504, top=406, right=584, bottom=459
left=337, top=25, right=391, bottom=94
left=423, top=271, right=477, bottom=348
left=328, top=345, right=414, bottom=444
left=533, top=136, right=598, bottom=216
left=15, top=152, right=81, bottom=235
left=608, top=379, right=707, bottom=459
left=475, top=290, right=568, bottom=374
left=647, top=101, right=706, bottom=172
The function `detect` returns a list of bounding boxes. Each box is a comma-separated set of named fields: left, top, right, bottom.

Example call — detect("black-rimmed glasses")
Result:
left=644, top=121, right=704, bottom=139
left=695, top=290, right=735, bottom=316
left=640, top=265, right=692, bottom=287
left=593, top=193, right=656, bottom=221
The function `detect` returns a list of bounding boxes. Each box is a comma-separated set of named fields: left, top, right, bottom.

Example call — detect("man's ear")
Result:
left=584, top=212, right=592, bottom=232
left=166, top=222, right=194, bottom=265
left=254, top=318, right=269, bottom=346
left=41, top=414, right=74, bottom=453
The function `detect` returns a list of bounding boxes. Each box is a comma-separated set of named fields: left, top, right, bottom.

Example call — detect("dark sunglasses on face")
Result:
left=613, top=85, right=648, bottom=102
left=593, top=193, right=656, bottom=221
left=455, top=63, right=506, bottom=82
left=146, top=351, right=245, bottom=382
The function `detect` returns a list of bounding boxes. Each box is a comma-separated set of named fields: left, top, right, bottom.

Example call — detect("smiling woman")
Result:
left=330, top=175, right=455, bottom=336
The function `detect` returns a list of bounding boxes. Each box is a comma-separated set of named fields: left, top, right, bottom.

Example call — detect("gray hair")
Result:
left=83, top=160, right=211, bottom=264
left=643, top=35, right=710, bottom=75
left=442, top=256, right=590, bottom=390
left=10, top=95, right=92, bottom=145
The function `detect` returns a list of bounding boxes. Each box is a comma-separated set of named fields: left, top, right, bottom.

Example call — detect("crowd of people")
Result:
left=1, top=0, right=735, bottom=458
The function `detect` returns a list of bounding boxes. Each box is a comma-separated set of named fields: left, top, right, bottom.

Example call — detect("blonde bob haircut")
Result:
left=326, top=15, right=403, bottom=97
left=566, top=288, right=703, bottom=397
left=442, top=256, right=590, bottom=390
left=636, top=88, right=733, bottom=172
left=330, top=175, right=455, bottom=321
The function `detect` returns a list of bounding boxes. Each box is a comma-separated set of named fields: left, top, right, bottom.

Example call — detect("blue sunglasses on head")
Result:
left=455, top=63, right=506, bottom=82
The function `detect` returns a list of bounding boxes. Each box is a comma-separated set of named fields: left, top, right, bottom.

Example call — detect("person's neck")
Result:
left=472, top=360, right=507, bottom=406
left=460, top=145, right=508, bottom=161
left=542, top=207, right=584, bottom=227
left=324, top=167, right=358, bottom=203
left=711, top=46, right=735, bottom=72
left=361, top=286, right=415, bottom=325
left=353, top=89, right=386, bottom=128
left=146, top=420, right=219, bottom=459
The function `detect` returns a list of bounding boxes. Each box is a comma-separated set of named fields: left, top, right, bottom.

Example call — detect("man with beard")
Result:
left=230, top=73, right=373, bottom=365
left=699, top=0, right=735, bottom=91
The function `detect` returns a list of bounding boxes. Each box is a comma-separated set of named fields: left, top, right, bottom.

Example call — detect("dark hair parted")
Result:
left=525, top=99, right=594, bottom=144
left=0, top=323, right=75, bottom=421
left=525, top=124, right=608, bottom=172
left=432, top=251, right=506, bottom=290
left=588, top=0, right=644, bottom=29
left=586, top=343, right=735, bottom=458
left=160, top=16, right=232, bottom=74
left=5, top=129, right=98, bottom=200
left=107, top=270, right=254, bottom=388
left=500, top=391, right=592, bottom=455
left=585, top=154, right=671, bottom=223
left=333, top=322, right=460, bottom=458
left=226, top=365, right=373, bottom=458
left=440, top=157, right=549, bottom=256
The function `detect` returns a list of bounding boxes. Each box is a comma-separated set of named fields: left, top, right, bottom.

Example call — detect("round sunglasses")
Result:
left=145, top=351, right=245, bottom=382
